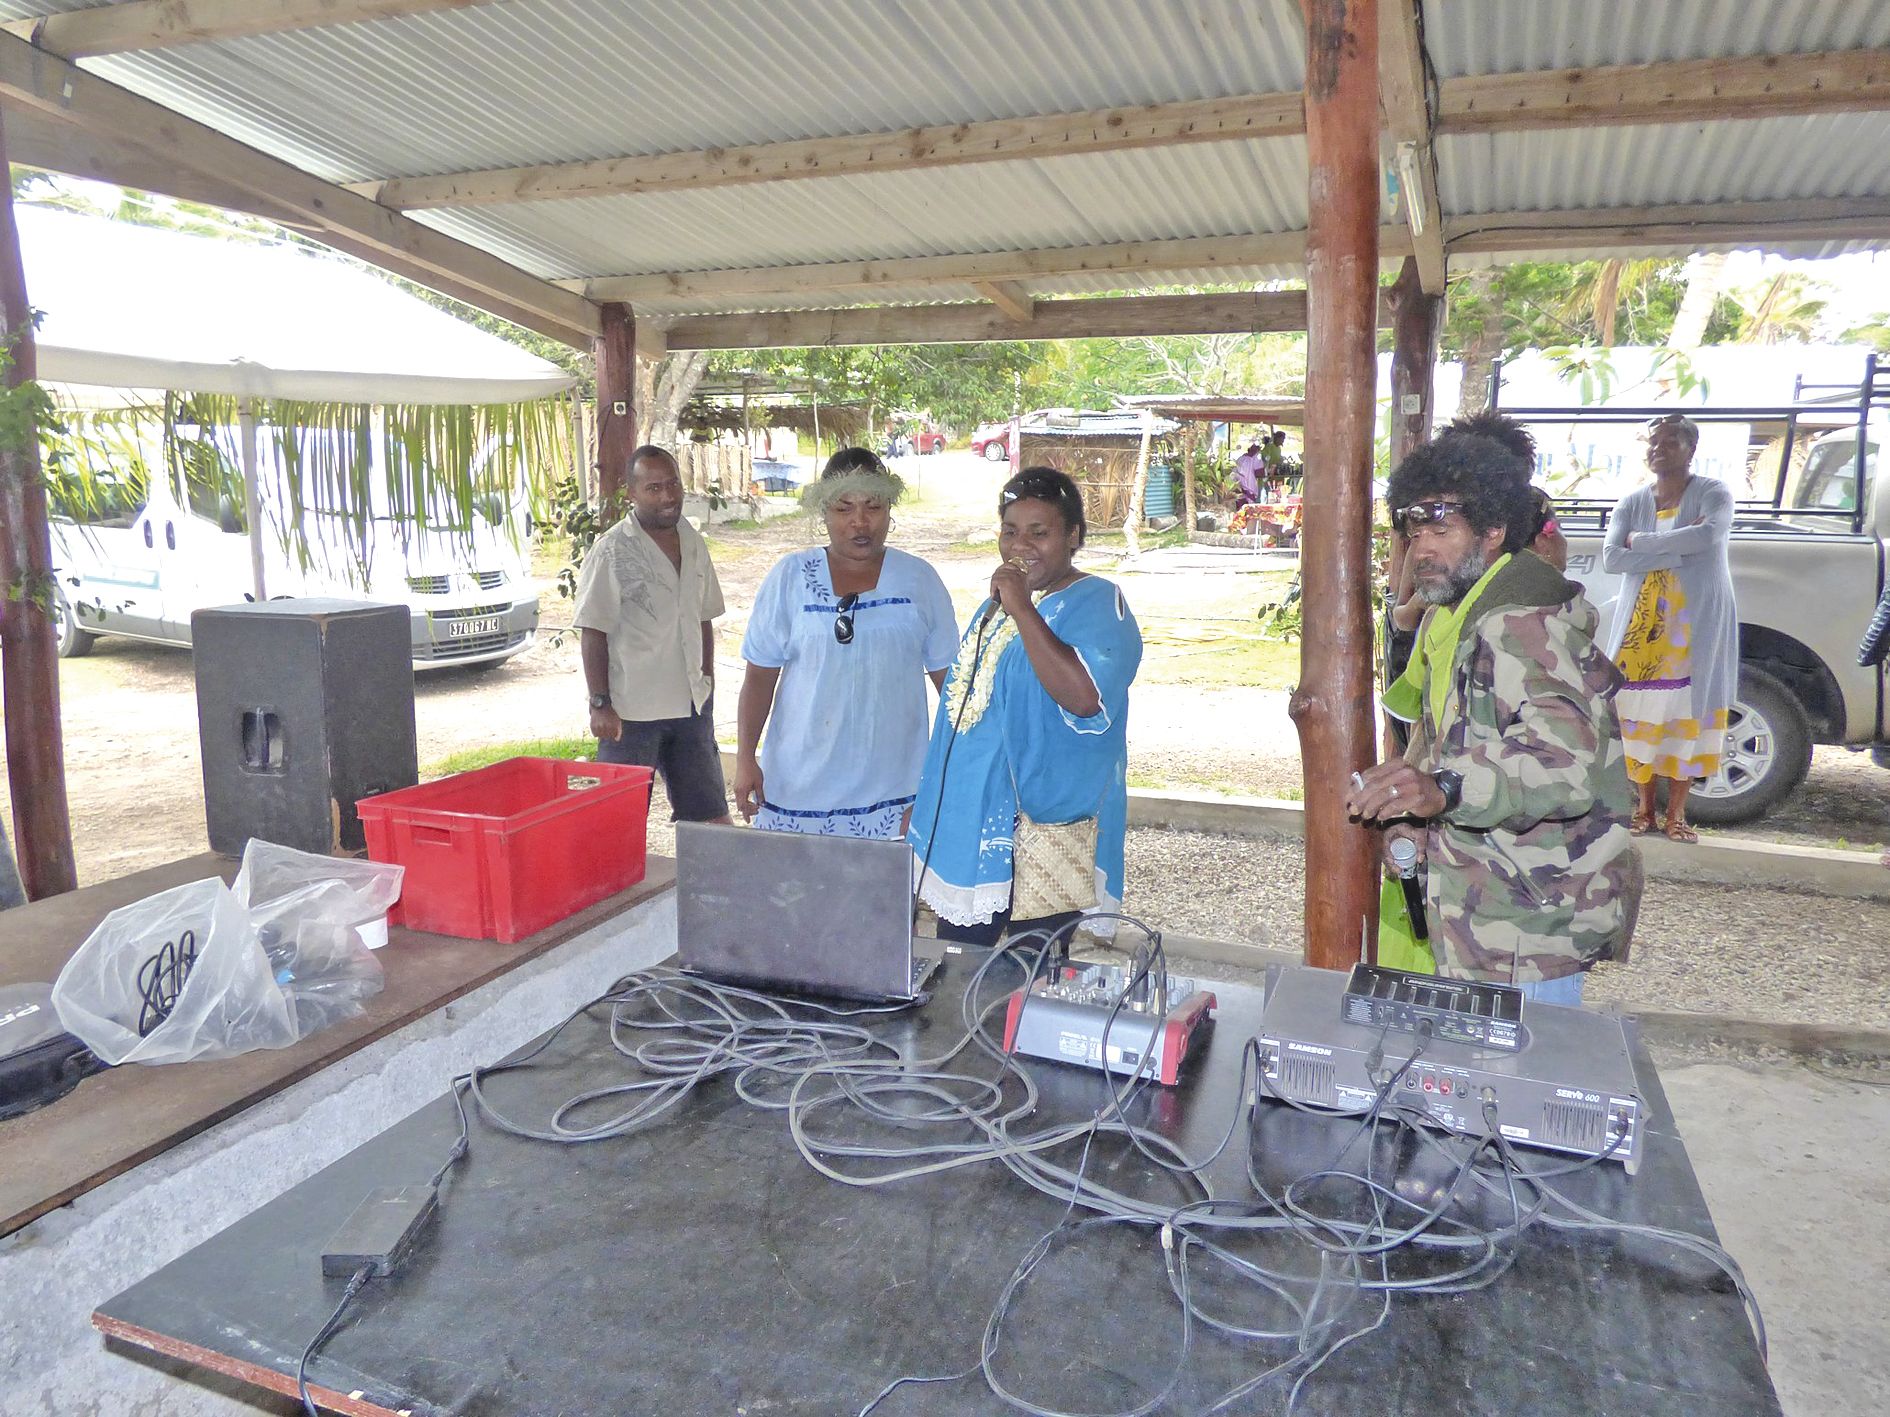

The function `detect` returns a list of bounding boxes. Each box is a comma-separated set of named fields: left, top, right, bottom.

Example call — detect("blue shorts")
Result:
left=597, top=696, right=728, bottom=823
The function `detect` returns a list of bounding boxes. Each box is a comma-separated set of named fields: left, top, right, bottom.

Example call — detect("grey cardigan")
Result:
left=1600, top=476, right=1740, bottom=725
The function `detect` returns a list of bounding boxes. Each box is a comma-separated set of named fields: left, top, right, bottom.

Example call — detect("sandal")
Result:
left=1629, top=810, right=1655, bottom=836
left=1663, top=819, right=1699, bottom=844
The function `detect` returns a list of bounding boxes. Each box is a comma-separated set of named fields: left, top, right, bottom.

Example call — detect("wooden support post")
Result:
left=594, top=301, right=635, bottom=517
left=1384, top=254, right=1441, bottom=754
left=1387, top=256, right=1440, bottom=471
left=1123, top=413, right=1153, bottom=556
left=1292, top=0, right=1381, bottom=971
left=0, top=108, right=77, bottom=899
left=237, top=397, right=265, bottom=601
left=1182, top=437, right=1198, bottom=533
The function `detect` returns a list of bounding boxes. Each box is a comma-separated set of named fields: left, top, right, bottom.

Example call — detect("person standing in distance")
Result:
left=574, top=445, right=732, bottom=824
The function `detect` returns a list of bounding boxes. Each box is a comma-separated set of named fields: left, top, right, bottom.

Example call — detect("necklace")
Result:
left=943, top=591, right=1044, bottom=731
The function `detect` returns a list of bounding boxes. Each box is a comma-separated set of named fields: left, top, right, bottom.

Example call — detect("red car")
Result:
left=911, top=425, right=947, bottom=454
left=969, top=421, right=1011, bottom=461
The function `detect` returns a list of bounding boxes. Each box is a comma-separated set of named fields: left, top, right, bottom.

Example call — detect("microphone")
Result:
left=977, top=599, right=1001, bottom=632
left=1386, top=834, right=1429, bottom=942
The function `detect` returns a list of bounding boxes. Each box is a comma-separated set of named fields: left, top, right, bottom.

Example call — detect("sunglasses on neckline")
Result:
left=834, top=591, right=861, bottom=644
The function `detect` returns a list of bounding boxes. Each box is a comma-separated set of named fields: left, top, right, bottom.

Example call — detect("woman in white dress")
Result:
left=733, top=448, right=959, bottom=838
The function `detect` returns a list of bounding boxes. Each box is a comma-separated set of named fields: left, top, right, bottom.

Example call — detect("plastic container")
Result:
left=356, top=758, right=654, bottom=943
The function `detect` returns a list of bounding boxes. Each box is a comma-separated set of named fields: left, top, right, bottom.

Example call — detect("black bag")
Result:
left=0, top=984, right=107, bottom=1122
left=1860, top=584, right=1890, bottom=667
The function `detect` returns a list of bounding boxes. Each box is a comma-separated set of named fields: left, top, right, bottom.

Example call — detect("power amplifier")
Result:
left=1255, top=964, right=1645, bottom=1174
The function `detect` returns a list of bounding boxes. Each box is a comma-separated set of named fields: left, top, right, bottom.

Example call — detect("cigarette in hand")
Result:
left=1350, top=771, right=1365, bottom=792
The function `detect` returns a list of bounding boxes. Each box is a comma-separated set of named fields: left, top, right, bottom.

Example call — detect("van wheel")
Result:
left=1686, top=665, right=1812, bottom=824
left=51, top=584, right=95, bottom=658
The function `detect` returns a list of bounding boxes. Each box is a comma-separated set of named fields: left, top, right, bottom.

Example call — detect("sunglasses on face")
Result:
left=1392, top=500, right=1468, bottom=536
left=834, top=591, right=861, bottom=644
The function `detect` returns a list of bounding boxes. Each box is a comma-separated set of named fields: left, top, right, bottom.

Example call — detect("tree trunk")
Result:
left=646, top=351, right=709, bottom=451
left=0, top=107, right=78, bottom=899
left=1668, top=251, right=1728, bottom=349
left=1294, top=0, right=1380, bottom=971
left=1122, top=415, right=1153, bottom=556
left=1455, top=267, right=1507, bottom=415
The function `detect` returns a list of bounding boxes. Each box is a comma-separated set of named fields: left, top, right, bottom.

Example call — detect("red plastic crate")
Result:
left=356, top=757, right=654, bottom=943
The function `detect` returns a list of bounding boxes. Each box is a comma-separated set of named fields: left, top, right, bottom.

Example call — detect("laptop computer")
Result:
left=674, top=822, right=943, bottom=1003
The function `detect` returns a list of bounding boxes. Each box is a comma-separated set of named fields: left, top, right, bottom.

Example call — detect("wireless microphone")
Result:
left=1386, top=834, right=1428, bottom=942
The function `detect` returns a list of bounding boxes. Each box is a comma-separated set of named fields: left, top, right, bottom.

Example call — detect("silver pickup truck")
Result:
left=1557, top=421, right=1887, bottom=823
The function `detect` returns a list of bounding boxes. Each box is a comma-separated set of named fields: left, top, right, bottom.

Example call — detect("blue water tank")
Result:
left=1144, top=463, right=1176, bottom=518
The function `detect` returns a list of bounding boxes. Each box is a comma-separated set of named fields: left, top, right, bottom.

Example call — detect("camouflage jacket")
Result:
left=1404, top=550, right=1640, bottom=983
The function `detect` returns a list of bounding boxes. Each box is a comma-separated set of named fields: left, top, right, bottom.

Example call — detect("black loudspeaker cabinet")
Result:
left=193, top=599, right=418, bottom=856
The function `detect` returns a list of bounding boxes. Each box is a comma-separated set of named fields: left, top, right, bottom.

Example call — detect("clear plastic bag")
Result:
left=51, top=846, right=404, bottom=1066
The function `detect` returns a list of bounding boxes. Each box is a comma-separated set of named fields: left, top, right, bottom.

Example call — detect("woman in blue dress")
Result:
left=734, top=448, right=959, bottom=838
left=908, top=466, right=1143, bottom=945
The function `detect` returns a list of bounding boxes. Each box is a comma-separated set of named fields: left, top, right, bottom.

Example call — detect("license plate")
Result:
left=444, top=615, right=502, bottom=638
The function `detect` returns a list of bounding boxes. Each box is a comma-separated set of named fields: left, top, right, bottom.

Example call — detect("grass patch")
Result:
left=1134, top=630, right=1299, bottom=689
left=425, top=736, right=595, bottom=779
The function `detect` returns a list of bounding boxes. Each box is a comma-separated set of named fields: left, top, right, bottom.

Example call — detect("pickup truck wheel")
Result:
left=1686, top=665, right=1812, bottom=824
left=51, top=583, right=95, bottom=659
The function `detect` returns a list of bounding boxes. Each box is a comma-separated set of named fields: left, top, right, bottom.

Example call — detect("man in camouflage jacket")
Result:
left=1348, top=428, right=1639, bottom=1000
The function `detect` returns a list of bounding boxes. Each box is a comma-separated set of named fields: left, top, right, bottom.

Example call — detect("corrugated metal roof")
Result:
left=7, top=0, right=1890, bottom=322
left=1425, top=0, right=1890, bottom=78
left=1438, top=113, right=1890, bottom=215
left=406, top=137, right=1309, bottom=283
left=78, top=0, right=1309, bottom=183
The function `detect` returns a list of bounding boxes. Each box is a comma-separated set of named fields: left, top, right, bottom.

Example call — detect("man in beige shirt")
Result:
left=574, top=445, right=731, bottom=822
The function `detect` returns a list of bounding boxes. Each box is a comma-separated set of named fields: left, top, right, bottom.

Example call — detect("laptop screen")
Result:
left=675, top=823, right=916, bottom=999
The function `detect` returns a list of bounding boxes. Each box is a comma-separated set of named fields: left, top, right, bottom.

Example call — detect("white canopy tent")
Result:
left=21, top=204, right=578, bottom=598
left=18, top=205, right=576, bottom=406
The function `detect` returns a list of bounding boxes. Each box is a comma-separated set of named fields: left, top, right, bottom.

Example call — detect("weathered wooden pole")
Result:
left=1292, top=0, right=1381, bottom=970
left=594, top=301, right=635, bottom=517
left=1384, top=253, right=1442, bottom=720
left=0, top=107, right=78, bottom=899
left=1182, top=435, right=1198, bottom=532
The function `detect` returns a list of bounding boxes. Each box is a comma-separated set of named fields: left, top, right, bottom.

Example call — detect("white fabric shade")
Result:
left=20, top=207, right=577, bottom=406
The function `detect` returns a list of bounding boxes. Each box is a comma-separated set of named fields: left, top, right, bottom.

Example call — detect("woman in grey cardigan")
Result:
left=1601, top=414, right=1739, bottom=842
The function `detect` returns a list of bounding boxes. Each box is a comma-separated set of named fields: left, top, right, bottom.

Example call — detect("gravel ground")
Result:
left=1115, top=827, right=1890, bottom=1034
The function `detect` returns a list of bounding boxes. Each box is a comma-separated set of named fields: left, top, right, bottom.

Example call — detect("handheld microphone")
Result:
left=1386, top=834, right=1429, bottom=942
left=977, top=599, right=1001, bottom=631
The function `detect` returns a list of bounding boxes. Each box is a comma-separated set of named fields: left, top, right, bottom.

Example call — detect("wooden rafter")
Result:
left=350, top=93, right=1306, bottom=209
left=344, top=48, right=1890, bottom=213
left=0, top=32, right=600, bottom=347
left=663, top=291, right=1396, bottom=352
left=575, top=232, right=1322, bottom=304
left=1444, top=196, right=1890, bottom=255
left=971, top=280, right=1035, bottom=323
left=1438, top=48, right=1890, bottom=133
left=0, top=0, right=494, bottom=58
left=1379, top=2, right=1445, bottom=294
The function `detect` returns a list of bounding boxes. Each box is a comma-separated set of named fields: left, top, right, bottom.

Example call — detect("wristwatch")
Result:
left=1432, top=769, right=1464, bottom=814
left=588, top=692, right=611, bottom=710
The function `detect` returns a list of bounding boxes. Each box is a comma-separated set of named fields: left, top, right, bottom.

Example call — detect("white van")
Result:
left=48, top=428, right=539, bottom=670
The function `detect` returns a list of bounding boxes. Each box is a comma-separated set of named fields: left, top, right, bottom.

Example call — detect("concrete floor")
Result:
left=1660, top=1056, right=1890, bottom=1417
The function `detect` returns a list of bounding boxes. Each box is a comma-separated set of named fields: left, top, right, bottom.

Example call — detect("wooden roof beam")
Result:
left=1444, top=196, right=1890, bottom=255
left=351, top=93, right=1307, bottom=209
left=1, top=1, right=495, bottom=58
left=665, top=290, right=1397, bottom=352
left=1438, top=48, right=1890, bottom=133
left=0, top=31, right=600, bottom=347
left=971, top=280, right=1035, bottom=323
left=575, top=232, right=1332, bottom=305
left=1380, top=2, right=1445, bottom=295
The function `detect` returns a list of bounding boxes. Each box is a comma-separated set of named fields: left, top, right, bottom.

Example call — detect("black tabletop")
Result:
left=96, top=954, right=1779, bottom=1417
